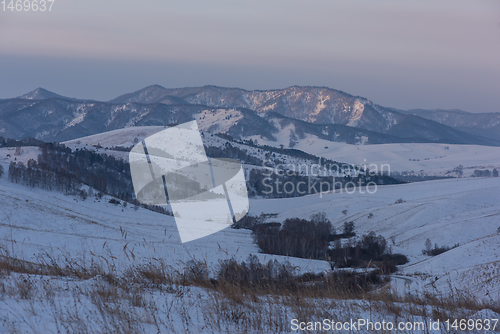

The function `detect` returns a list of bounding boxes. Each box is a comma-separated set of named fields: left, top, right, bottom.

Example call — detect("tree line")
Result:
left=9, top=160, right=82, bottom=195
left=238, top=213, right=407, bottom=274
left=0, top=136, right=44, bottom=148
left=7, top=142, right=172, bottom=216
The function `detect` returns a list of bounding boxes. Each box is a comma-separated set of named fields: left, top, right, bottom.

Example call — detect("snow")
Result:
left=194, top=109, right=243, bottom=133
left=347, top=100, right=365, bottom=127
left=0, top=168, right=329, bottom=276
left=64, top=125, right=500, bottom=179
left=251, top=133, right=500, bottom=176
left=0, top=146, right=41, bottom=165
left=2, top=153, right=499, bottom=300
left=64, top=109, right=86, bottom=129
left=307, top=93, right=330, bottom=122
left=1, top=139, right=500, bottom=331
left=3, top=270, right=490, bottom=333
left=64, top=126, right=165, bottom=148
left=64, top=127, right=359, bottom=179
left=248, top=176, right=500, bottom=299
left=1, top=125, right=499, bottom=321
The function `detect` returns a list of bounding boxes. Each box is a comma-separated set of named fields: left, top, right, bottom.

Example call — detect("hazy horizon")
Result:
left=1, top=0, right=499, bottom=113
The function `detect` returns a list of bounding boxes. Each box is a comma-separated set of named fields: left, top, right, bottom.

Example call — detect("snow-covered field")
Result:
left=248, top=130, right=500, bottom=177
left=0, top=162, right=328, bottom=275
left=1, top=162, right=499, bottom=332
left=3, top=269, right=480, bottom=334
left=2, top=126, right=500, bottom=332
left=60, top=125, right=500, bottom=178
left=0, top=146, right=41, bottom=165
left=1, top=157, right=499, bottom=299
left=61, top=126, right=359, bottom=178
left=249, top=176, right=500, bottom=300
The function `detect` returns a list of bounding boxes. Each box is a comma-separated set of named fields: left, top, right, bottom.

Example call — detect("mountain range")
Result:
left=0, top=86, right=498, bottom=146
left=404, top=109, right=500, bottom=142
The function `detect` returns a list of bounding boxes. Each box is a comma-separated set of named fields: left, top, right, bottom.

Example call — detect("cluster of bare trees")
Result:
left=328, top=232, right=408, bottom=273
left=8, top=160, right=81, bottom=195
left=422, top=239, right=459, bottom=256
left=217, top=255, right=295, bottom=288
left=473, top=169, right=499, bottom=177
left=247, top=211, right=407, bottom=273
left=329, top=232, right=387, bottom=266
left=35, top=143, right=135, bottom=201
left=183, top=255, right=384, bottom=296
left=253, top=215, right=333, bottom=260
left=6, top=142, right=173, bottom=215
left=0, top=136, right=43, bottom=148
left=205, top=143, right=264, bottom=166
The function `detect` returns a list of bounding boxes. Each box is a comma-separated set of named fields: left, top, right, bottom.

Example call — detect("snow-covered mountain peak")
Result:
left=18, top=88, right=70, bottom=100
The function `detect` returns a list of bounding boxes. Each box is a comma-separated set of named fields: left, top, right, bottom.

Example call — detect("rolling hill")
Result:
left=1, top=161, right=498, bottom=300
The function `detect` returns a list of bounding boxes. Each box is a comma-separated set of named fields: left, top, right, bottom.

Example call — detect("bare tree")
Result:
left=424, top=239, right=432, bottom=253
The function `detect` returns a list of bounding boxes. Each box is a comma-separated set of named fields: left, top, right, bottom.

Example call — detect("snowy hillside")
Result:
left=63, top=126, right=358, bottom=177
left=64, top=126, right=500, bottom=178
left=0, top=165, right=327, bottom=275
left=5, top=123, right=499, bottom=182
left=1, top=157, right=499, bottom=300
left=64, top=126, right=166, bottom=148
left=249, top=177, right=500, bottom=300
left=1, top=146, right=499, bottom=332
left=2, top=125, right=499, bottom=303
left=248, top=131, right=500, bottom=177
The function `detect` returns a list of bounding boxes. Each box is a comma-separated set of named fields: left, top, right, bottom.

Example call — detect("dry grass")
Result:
left=0, top=249, right=499, bottom=333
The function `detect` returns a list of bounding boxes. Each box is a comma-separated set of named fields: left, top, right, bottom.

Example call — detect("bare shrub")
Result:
left=422, top=243, right=459, bottom=256
left=183, top=260, right=209, bottom=284
left=15, top=276, right=34, bottom=299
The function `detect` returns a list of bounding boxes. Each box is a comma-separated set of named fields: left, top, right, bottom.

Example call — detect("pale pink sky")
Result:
left=1, top=0, right=499, bottom=112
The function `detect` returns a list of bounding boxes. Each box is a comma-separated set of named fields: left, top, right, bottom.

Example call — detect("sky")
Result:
left=1, top=0, right=499, bottom=112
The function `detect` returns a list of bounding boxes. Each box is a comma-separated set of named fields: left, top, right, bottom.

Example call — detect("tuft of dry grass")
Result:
left=1, top=248, right=499, bottom=333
